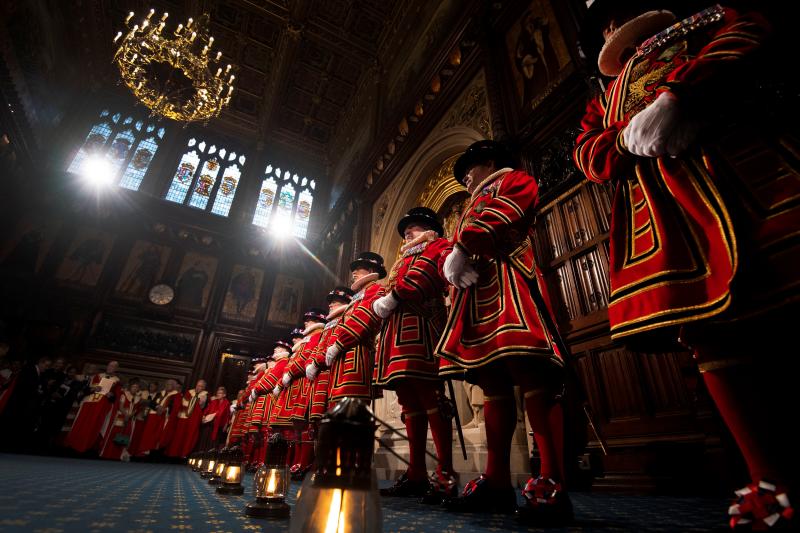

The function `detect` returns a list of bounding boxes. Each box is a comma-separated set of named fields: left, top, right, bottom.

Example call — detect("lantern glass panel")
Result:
left=254, top=465, right=289, bottom=499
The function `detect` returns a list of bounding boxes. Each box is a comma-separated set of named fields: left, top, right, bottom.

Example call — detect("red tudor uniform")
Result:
left=242, top=358, right=270, bottom=467
left=439, top=141, right=569, bottom=521
left=254, top=342, right=291, bottom=424
left=436, top=168, right=559, bottom=371
left=269, top=334, right=304, bottom=429
left=226, top=390, right=249, bottom=447
left=65, top=370, right=122, bottom=453
left=376, top=234, right=449, bottom=385
left=324, top=252, right=387, bottom=403
left=235, top=372, right=259, bottom=462
left=372, top=208, right=457, bottom=500
left=286, top=321, right=325, bottom=423
left=574, top=3, right=799, bottom=529
left=278, top=311, right=327, bottom=479
left=306, top=287, right=354, bottom=421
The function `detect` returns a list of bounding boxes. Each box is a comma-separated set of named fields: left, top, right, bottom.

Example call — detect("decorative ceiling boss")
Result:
left=113, top=10, right=235, bottom=123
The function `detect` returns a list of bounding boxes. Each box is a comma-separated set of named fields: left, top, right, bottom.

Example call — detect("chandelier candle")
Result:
left=113, top=10, right=235, bottom=123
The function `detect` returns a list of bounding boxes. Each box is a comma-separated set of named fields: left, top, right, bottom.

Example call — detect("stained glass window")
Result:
left=165, top=150, right=200, bottom=204
left=188, top=158, right=222, bottom=210
left=164, top=139, right=245, bottom=217
left=67, top=109, right=165, bottom=191
left=294, top=189, right=314, bottom=238
left=251, top=163, right=316, bottom=238
left=107, top=130, right=136, bottom=174
left=210, top=164, right=242, bottom=216
left=119, top=134, right=161, bottom=191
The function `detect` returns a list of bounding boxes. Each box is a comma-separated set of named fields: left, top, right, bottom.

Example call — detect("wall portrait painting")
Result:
left=54, top=228, right=115, bottom=287
left=115, top=240, right=171, bottom=298
left=0, top=218, right=60, bottom=274
left=267, top=273, right=303, bottom=326
left=174, top=252, right=218, bottom=310
left=221, top=265, right=263, bottom=323
left=505, top=0, right=572, bottom=115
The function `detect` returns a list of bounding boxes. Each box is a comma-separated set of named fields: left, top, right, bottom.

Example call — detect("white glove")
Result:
left=325, top=345, right=341, bottom=367
left=249, top=390, right=257, bottom=403
left=372, top=293, right=399, bottom=318
left=443, top=247, right=479, bottom=289
left=306, top=362, right=319, bottom=381
left=622, top=92, right=698, bottom=158
left=272, top=385, right=281, bottom=397
left=281, top=372, right=291, bottom=387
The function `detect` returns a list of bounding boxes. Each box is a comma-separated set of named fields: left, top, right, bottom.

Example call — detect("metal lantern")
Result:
left=210, top=448, right=228, bottom=485
left=289, top=398, right=382, bottom=533
left=245, top=434, right=291, bottom=518
left=217, top=446, right=245, bottom=495
left=201, top=448, right=218, bottom=479
left=195, top=451, right=207, bottom=473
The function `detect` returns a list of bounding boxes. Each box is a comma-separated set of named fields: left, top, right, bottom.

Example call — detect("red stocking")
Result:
left=702, top=365, right=785, bottom=484
left=299, top=429, right=315, bottom=468
left=482, top=395, right=517, bottom=488
left=523, top=388, right=564, bottom=482
left=427, top=406, right=454, bottom=474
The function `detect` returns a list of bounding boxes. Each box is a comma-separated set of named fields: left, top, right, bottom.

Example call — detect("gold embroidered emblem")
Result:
left=624, top=40, right=686, bottom=115
left=474, top=200, right=487, bottom=213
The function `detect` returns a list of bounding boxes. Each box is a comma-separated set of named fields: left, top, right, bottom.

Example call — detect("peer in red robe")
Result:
left=126, top=382, right=156, bottom=456
left=64, top=361, right=122, bottom=453
left=99, top=380, right=141, bottom=460
left=135, top=380, right=179, bottom=454
left=165, top=380, right=208, bottom=458
left=196, top=386, right=231, bottom=450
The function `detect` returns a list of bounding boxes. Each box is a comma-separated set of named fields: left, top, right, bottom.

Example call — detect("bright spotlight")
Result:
left=271, top=216, right=294, bottom=241
left=82, top=155, right=114, bottom=187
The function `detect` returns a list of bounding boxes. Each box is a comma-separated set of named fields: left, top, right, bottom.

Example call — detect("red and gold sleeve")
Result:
left=657, top=8, right=770, bottom=101
left=253, top=360, right=288, bottom=394
left=457, top=170, right=539, bottom=257
left=392, top=238, right=449, bottom=302
left=333, top=284, right=385, bottom=351
left=286, top=333, right=322, bottom=377
left=573, top=95, right=632, bottom=184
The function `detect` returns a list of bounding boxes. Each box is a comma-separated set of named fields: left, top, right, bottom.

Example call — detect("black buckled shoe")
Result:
left=517, top=476, right=574, bottom=526
left=379, top=472, right=430, bottom=497
left=421, top=469, right=459, bottom=505
left=442, top=475, right=517, bottom=514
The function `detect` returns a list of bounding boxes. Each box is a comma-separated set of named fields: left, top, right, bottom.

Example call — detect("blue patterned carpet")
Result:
left=0, top=454, right=730, bottom=532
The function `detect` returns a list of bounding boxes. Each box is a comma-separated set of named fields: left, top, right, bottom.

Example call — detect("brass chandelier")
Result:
left=113, top=9, right=235, bottom=123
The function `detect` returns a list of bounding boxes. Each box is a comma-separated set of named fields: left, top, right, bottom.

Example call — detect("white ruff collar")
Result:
left=351, top=272, right=379, bottom=292
left=326, top=305, right=346, bottom=320
left=303, top=322, right=324, bottom=335
left=272, top=349, right=290, bottom=360
left=400, top=230, right=438, bottom=253
left=471, top=168, right=513, bottom=199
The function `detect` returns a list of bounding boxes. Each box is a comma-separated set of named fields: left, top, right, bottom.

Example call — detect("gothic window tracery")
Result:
left=67, top=109, right=166, bottom=191
left=165, top=138, right=245, bottom=217
left=252, top=164, right=315, bottom=238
